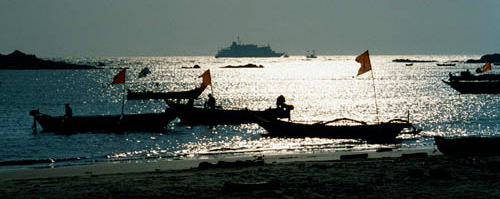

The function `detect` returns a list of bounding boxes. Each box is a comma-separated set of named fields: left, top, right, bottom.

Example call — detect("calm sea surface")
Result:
left=1, top=55, right=498, bottom=170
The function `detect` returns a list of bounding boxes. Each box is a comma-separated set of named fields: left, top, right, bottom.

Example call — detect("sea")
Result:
left=1, top=55, right=499, bottom=170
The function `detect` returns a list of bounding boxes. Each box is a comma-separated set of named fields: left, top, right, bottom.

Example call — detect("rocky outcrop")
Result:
left=466, top=53, right=500, bottom=63
left=0, top=50, right=98, bottom=69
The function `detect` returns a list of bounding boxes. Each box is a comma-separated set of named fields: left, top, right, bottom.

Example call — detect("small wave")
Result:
left=0, top=157, right=86, bottom=166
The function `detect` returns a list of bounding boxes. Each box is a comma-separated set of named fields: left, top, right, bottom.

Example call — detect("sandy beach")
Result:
left=1, top=149, right=500, bottom=199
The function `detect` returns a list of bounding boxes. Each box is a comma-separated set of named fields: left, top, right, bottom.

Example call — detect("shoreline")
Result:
left=2, top=149, right=500, bottom=198
left=0, top=149, right=438, bottom=181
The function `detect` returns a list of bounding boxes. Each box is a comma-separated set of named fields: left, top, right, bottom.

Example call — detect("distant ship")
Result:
left=215, top=38, right=284, bottom=58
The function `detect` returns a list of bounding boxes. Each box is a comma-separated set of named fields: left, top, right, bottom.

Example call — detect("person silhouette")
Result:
left=205, top=94, right=216, bottom=109
left=276, top=95, right=286, bottom=109
left=64, top=103, right=72, bottom=118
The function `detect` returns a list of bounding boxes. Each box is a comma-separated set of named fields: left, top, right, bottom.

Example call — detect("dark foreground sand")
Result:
left=1, top=150, right=500, bottom=199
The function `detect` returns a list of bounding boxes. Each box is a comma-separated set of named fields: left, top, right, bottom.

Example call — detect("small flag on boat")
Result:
left=138, top=67, right=151, bottom=78
left=355, top=50, right=372, bottom=76
left=475, top=62, right=491, bottom=74
left=199, top=69, right=211, bottom=88
left=111, top=68, right=126, bottom=85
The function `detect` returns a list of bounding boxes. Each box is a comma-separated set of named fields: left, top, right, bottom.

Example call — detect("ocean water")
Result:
left=1, top=55, right=498, bottom=170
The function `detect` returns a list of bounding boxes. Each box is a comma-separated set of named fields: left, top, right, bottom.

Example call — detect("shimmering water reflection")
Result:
left=1, top=55, right=499, bottom=168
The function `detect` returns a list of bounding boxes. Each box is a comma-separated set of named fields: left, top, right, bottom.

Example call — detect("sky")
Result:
left=0, top=0, right=499, bottom=57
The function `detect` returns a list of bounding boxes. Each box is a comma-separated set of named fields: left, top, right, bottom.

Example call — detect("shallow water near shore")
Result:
left=1, top=55, right=499, bottom=170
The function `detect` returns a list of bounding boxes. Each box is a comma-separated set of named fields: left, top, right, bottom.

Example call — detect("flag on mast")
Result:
left=475, top=62, right=492, bottom=73
left=199, top=69, right=211, bottom=88
left=355, top=50, right=372, bottom=76
left=111, top=69, right=126, bottom=85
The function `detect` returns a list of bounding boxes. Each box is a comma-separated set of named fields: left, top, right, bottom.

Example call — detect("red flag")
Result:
left=476, top=62, right=492, bottom=74
left=111, top=69, right=126, bottom=85
left=355, top=50, right=372, bottom=76
left=199, top=69, right=211, bottom=88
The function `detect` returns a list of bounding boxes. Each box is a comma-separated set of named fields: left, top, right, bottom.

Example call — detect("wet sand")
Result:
left=1, top=149, right=500, bottom=199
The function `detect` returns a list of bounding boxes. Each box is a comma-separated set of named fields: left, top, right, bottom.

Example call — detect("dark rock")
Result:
left=220, top=63, right=264, bottom=68
left=466, top=53, right=500, bottom=63
left=392, top=59, right=437, bottom=63
left=0, top=50, right=98, bottom=70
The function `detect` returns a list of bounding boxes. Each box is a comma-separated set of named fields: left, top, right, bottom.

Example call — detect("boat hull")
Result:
left=434, top=136, right=500, bottom=156
left=166, top=102, right=290, bottom=126
left=33, top=112, right=176, bottom=134
left=256, top=117, right=414, bottom=142
left=443, top=80, right=500, bottom=94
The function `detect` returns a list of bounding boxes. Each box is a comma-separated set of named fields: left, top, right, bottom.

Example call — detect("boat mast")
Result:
left=121, top=83, right=126, bottom=116
left=370, top=69, right=380, bottom=121
left=121, top=68, right=128, bottom=117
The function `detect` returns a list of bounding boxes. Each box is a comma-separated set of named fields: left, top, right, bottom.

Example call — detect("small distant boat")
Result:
left=255, top=116, right=420, bottom=142
left=437, top=63, right=456, bottom=66
left=29, top=110, right=176, bottom=134
left=165, top=101, right=292, bottom=126
left=405, top=63, right=413, bottom=66
left=181, top=65, right=201, bottom=69
left=434, top=136, right=500, bottom=156
left=306, top=50, right=317, bottom=58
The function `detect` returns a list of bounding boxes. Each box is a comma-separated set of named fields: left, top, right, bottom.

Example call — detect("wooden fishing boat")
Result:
left=443, top=70, right=500, bottom=94
left=255, top=116, right=420, bottom=142
left=165, top=100, right=292, bottom=126
left=434, top=136, right=500, bottom=156
left=29, top=110, right=176, bottom=134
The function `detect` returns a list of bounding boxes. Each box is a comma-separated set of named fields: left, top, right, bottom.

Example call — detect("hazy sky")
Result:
left=1, top=0, right=499, bottom=57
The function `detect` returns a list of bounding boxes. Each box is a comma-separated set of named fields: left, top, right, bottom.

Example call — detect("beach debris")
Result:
left=198, top=159, right=264, bottom=169
left=222, top=180, right=280, bottom=192
left=376, top=148, right=394, bottom=152
left=340, top=153, right=368, bottom=160
left=401, top=152, right=428, bottom=159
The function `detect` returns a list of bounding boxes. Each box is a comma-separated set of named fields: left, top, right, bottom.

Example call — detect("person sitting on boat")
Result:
left=64, top=103, right=72, bottom=118
left=205, top=94, right=216, bottom=109
left=276, top=95, right=286, bottom=109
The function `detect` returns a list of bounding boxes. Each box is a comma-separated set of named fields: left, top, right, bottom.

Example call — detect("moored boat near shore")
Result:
left=255, top=116, right=420, bottom=142
left=434, top=136, right=500, bottom=156
left=29, top=110, right=176, bottom=134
